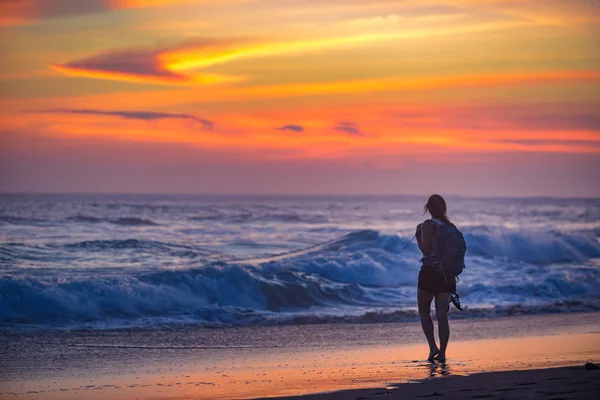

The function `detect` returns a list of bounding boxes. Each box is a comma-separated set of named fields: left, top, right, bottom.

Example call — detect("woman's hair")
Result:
left=423, top=194, right=450, bottom=223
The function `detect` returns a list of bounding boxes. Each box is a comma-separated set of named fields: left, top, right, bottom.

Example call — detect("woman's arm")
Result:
left=417, top=220, right=435, bottom=255
left=416, top=223, right=423, bottom=252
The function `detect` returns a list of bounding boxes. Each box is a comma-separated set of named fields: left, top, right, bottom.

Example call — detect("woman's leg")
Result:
left=434, top=292, right=452, bottom=362
left=417, top=288, right=438, bottom=361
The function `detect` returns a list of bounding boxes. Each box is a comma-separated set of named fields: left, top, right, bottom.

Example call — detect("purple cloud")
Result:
left=333, top=121, right=364, bottom=136
left=25, top=108, right=214, bottom=130
left=275, top=125, right=305, bottom=133
left=48, top=38, right=245, bottom=85
left=1, top=0, right=108, bottom=23
left=50, top=46, right=188, bottom=83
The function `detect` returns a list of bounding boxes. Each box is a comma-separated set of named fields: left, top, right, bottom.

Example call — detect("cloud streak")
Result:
left=392, top=106, right=600, bottom=132
left=48, top=16, right=539, bottom=86
left=0, top=0, right=203, bottom=26
left=53, top=32, right=600, bottom=88
left=49, top=40, right=246, bottom=86
left=50, top=47, right=190, bottom=86
left=25, top=108, right=214, bottom=130
left=493, top=139, right=600, bottom=147
left=275, top=125, right=305, bottom=132
left=333, top=122, right=364, bottom=136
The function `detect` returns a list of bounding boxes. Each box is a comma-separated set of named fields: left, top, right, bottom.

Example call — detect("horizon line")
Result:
left=0, top=191, right=598, bottom=200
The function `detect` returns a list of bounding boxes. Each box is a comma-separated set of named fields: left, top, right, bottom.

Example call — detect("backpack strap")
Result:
left=430, top=218, right=444, bottom=226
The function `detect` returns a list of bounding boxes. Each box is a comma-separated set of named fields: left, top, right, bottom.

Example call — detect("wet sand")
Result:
left=1, top=312, right=599, bottom=399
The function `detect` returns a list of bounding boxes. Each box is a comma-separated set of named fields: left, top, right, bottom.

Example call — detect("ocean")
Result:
left=1, top=194, right=599, bottom=332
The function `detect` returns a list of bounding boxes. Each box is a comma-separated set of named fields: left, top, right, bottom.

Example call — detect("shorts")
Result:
left=418, top=266, right=456, bottom=294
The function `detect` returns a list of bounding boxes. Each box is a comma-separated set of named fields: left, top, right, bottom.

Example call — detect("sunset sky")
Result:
left=1, top=0, right=598, bottom=196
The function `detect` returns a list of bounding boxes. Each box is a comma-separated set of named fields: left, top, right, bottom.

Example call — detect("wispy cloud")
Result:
left=333, top=121, right=364, bottom=136
left=338, top=4, right=468, bottom=26
left=0, top=0, right=203, bottom=27
left=50, top=47, right=189, bottom=86
left=492, top=139, right=600, bottom=147
left=48, top=16, right=538, bottom=86
left=392, top=106, right=600, bottom=132
left=49, top=40, right=246, bottom=86
left=0, top=0, right=106, bottom=27
left=25, top=108, right=214, bottom=130
left=509, top=113, right=600, bottom=131
left=275, top=124, right=305, bottom=132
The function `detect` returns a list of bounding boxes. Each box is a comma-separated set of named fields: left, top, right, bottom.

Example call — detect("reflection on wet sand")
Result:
left=3, top=330, right=598, bottom=400
left=427, top=362, right=451, bottom=377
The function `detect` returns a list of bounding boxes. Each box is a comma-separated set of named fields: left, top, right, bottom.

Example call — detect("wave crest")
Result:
left=465, top=229, right=600, bottom=263
left=0, top=265, right=379, bottom=327
left=2, top=229, right=600, bottom=331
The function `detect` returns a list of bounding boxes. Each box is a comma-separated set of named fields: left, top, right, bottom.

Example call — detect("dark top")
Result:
left=416, top=219, right=456, bottom=294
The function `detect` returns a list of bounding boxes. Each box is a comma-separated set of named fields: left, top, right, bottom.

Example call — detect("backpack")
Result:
left=426, top=218, right=467, bottom=281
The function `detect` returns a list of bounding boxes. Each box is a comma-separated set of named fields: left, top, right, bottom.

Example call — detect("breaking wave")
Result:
left=1, top=215, right=158, bottom=226
left=189, top=211, right=328, bottom=224
left=465, top=229, right=600, bottom=264
left=2, top=229, right=600, bottom=331
left=67, top=216, right=158, bottom=226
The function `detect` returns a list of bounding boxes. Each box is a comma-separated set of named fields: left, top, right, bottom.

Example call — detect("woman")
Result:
left=416, top=194, right=455, bottom=363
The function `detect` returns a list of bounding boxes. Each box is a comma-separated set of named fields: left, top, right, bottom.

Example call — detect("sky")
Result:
left=0, top=0, right=599, bottom=196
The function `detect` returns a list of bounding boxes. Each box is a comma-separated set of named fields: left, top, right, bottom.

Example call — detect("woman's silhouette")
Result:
left=416, top=194, right=455, bottom=363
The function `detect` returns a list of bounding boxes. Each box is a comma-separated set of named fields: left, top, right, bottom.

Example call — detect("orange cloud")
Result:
left=235, top=70, right=600, bottom=101
left=13, top=96, right=598, bottom=159
left=134, top=70, right=600, bottom=107
left=49, top=17, right=536, bottom=86
left=15, top=68, right=598, bottom=116
left=110, top=0, right=199, bottom=8
left=49, top=62, right=239, bottom=87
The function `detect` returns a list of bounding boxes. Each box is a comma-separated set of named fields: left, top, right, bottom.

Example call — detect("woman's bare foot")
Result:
left=427, top=348, right=440, bottom=362
left=434, top=353, right=446, bottom=363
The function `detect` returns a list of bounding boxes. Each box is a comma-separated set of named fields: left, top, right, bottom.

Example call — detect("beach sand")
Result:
left=267, top=366, right=600, bottom=400
left=1, top=312, right=599, bottom=399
